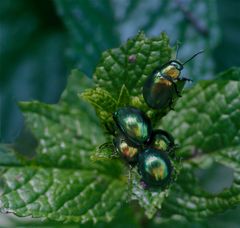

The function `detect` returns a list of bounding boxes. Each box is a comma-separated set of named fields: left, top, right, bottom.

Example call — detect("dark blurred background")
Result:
left=1, top=0, right=240, bottom=143
left=0, top=0, right=240, bottom=226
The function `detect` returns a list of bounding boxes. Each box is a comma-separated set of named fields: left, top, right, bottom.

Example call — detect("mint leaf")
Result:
left=163, top=147, right=240, bottom=220
left=85, top=32, right=180, bottom=128
left=161, top=78, right=240, bottom=157
left=130, top=158, right=182, bottom=218
left=80, top=34, right=186, bottom=213
left=1, top=0, right=219, bottom=143
left=18, top=70, right=104, bottom=169
left=94, top=32, right=171, bottom=98
left=0, top=32, right=180, bottom=223
left=0, top=164, right=125, bottom=223
left=160, top=70, right=240, bottom=220
left=117, top=85, right=131, bottom=108
left=0, top=145, right=20, bottom=166
left=131, top=170, right=170, bottom=218
left=81, top=88, right=117, bottom=130
left=0, top=205, right=140, bottom=228
left=90, top=143, right=119, bottom=162
left=0, top=70, right=126, bottom=223
left=1, top=26, right=238, bottom=224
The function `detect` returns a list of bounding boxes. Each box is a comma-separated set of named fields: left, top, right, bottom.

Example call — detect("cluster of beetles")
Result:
left=110, top=49, right=203, bottom=189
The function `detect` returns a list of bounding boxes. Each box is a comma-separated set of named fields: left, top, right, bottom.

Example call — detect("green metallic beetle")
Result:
left=143, top=50, right=203, bottom=109
left=114, top=134, right=140, bottom=164
left=113, top=107, right=152, bottom=146
left=113, top=107, right=176, bottom=188
left=138, top=148, right=172, bottom=187
left=150, top=129, right=175, bottom=154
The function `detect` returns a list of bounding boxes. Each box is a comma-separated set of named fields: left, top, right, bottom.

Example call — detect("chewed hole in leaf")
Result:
left=194, top=162, right=234, bottom=194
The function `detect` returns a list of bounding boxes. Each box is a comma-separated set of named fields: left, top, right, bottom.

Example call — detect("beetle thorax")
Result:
left=161, top=65, right=180, bottom=79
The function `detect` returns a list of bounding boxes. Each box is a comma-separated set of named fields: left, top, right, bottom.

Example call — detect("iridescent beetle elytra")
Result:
left=143, top=47, right=204, bottom=110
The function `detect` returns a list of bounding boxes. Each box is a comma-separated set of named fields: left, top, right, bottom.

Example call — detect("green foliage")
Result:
left=0, top=29, right=239, bottom=226
left=81, top=88, right=117, bottom=129
left=1, top=0, right=221, bottom=142
left=160, top=76, right=240, bottom=220
left=131, top=170, right=171, bottom=218
left=91, top=32, right=187, bottom=127
left=161, top=78, right=240, bottom=158
left=130, top=153, right=182, bottom=219
left=94, top=32, right=171, bottom=98
left=117, top=85, right=131, bottom=107
left=81, top=33, right=186, bottom=220
left=82, top=32, right=184, bottom=131
left=1, top=0, right=240, bottom=224
left=0, top=205, right=140, bottom=228
left=0, top=70, right=126, bottom=224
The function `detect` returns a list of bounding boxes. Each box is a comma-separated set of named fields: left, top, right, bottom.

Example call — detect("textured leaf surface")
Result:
left=117, top=84, right=131, bottom=108
left=18, top=70, right=103, bottom=169
left=0, top=205, right=140, bottom=228
left=91, top=143, right=119, bottom=162
left=85, top=32, right=185, bottom=129
left=81, top=32, right=185, bottom=217
left=81, top=88, right=117, bottom=128
left=1, top=0, right=239, bottom=226
left=84, top=32, right=189, bottom=132
left=0, top=145, right=20, bottom=167
left=130, top=158, right=182, bottom=219
left=161, top=78, right=240, bottom=157
left=160, top=71, right=240, bottom=220
left=94, top=32, right=171, bottom=98
left=1, top=0, right=219, bottom=143
left=83, top=32, right=184, bottom=129
left=131, top=170, right=170, bottom=218
left=0, top=166, right=125, bottom=223
left=163, top=147, right=240, bottom=220
left=0, top=70, right=126, bottom=223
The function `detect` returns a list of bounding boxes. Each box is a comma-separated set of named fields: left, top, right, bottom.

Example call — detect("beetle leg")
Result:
left=168, top=146, right=177, bottom=158
left=112, top=147, right=120, bottom=158
left=172, top=81, right=182, bottom=97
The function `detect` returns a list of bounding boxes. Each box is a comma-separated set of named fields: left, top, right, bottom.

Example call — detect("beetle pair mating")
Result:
left=111, top=48, right=203, bottom=188
left=113, top=107, right=175, bottom=188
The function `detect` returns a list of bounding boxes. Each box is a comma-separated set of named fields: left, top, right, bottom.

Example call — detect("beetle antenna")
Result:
left=182, top=50, right=204, bottom=65
left=175, top=41, right=181, bottom=59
